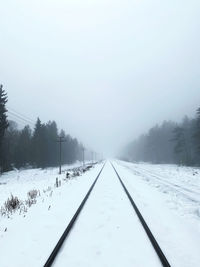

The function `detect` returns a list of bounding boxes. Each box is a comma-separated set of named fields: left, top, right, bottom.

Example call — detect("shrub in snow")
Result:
left=1, top=189, right=40, bottom=217
left=25, top=198, right=36, bottom=207
left=0, top=195, right=26, bottom=217
left=4, top=195, right=21, bottom=213
left=5, top=195, right=20, bottom=211
left=27, top=189, right=38, bottom=200
left=72, top=170, right=80, bottom=177
left=25, top=190, right=39, bottom=207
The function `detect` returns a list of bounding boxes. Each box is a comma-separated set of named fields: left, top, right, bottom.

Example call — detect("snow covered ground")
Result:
left=117, top=160, right=200, bottom=220
left=115, top=160, right=200, bottom=267
left=0, top=162, right=87, bottom=204
left=0, top=160, right=200, bottom=267
left=0, top=162, right=103, bottom=267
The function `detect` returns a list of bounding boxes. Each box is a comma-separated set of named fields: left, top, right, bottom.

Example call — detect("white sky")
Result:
left=0, top=0, right=200, bottom=156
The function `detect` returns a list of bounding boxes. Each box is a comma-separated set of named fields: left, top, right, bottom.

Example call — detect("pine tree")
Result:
left=45, top=121, right=59, bottom=166
left=192, top=107, right=200, bottom=164
left=32, top=118, right=46, bottom=167
left=194, top=107, right=200, bottom=150
left=169, top=122, right=190, bottom=165
left=0, top=85, right=9, bottom=171
left=15, top=125, right=32, bottom=168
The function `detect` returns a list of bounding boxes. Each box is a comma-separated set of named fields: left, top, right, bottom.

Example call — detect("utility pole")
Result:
left=57, top=136, right=66, bottom=174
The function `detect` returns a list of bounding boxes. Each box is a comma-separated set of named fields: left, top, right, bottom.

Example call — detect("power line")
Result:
left=6, top=106, right=36, bottom=128
left=8, top=111, right=35, bottom=125
left=7, top=115, right=31, bottom=129
left=7, top=106, right=35, bottom=123
left=7, top=111, right=35, bottom=126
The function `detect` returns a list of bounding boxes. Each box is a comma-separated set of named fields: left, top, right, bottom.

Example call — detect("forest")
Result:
left=0, top=85, right=83, bottom=173
left=122, top=108, right=200, bottom=166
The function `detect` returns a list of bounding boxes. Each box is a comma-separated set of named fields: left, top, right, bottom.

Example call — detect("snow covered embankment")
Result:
left=0, top=162, right=103, bottom=267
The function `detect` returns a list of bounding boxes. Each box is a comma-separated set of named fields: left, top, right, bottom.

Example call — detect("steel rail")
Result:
left=44, top=163, right=105, bottom=267
left=111, top=162, right=171, bottom=267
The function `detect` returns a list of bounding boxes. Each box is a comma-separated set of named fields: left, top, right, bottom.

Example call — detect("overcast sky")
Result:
left=0, top=0, right=200, bottom=156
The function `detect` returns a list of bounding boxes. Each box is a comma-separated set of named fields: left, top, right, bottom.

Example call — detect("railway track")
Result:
left=43, top=162, right=171, bottom=267
left=44, top=163, right=106, bottom=267
left=111, top=162, right=171, bottom=267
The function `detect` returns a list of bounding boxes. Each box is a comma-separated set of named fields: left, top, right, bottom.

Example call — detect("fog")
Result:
left=1, top=0, right=200, bottom=156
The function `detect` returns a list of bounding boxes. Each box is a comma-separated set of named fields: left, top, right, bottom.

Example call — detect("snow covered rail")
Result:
left=111, top=162, right=171, bottom=267
left=43, top=163, right=105, bottom=267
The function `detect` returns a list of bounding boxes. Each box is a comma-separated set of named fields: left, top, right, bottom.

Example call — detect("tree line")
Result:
left=0, top=85, right=83, bottom=173
left=122, top=108, right=200, bottom=166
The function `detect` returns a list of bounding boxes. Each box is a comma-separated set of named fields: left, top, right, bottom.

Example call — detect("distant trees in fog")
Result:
left=0, top=118, right=83, bottom=172
left=122, top=108, right=200, bottom=166
left=0, top=86, right=83, bottom=173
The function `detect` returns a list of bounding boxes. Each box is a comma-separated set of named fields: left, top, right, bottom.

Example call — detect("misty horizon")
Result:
left=1, top=0, right=200, bottom=156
